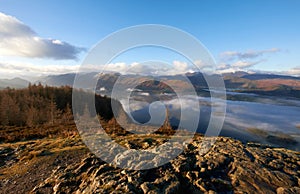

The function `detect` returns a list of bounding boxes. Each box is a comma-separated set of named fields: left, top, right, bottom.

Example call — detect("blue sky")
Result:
left=0, top=0, right=300, bottom=78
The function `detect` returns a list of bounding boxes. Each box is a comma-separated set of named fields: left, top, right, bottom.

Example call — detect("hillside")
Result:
left=0, top=78, right=30, bottom=89
left=0, top=85, right=299, bottom=193
left=2, top=72, right=300, bottom=99
left=0, top=84, right=121, bottom=127
left=36, top=72, right=300, bottom=99
left=0, top=132, right=299, bottom=193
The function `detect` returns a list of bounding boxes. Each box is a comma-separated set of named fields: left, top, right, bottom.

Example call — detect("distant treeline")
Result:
left=0, top=84, right=119, bottom=127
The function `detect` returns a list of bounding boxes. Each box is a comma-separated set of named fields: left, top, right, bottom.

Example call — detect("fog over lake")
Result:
left=119, top=92, right=300, bottom=151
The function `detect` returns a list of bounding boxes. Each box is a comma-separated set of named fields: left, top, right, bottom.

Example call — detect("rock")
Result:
left=53, top=183, right=60, bottom=193
left=200, top=168, right=206, bottom=173
left=140, top=182, right=154, bottom=193
left=127, top=176, right=133, bottom=183
left=165, top=181, right=180, bottom=194
left=6, top=135, right=296, bottom=194
left=277, top=187, right=300, bottom=194
left=208, top=190, right=217, bottom=194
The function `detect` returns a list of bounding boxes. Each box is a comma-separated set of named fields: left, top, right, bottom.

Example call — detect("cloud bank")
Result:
left=0, top=60, right=298, bottom=79
left=0, top=60, right=197, bottom=79
left=102, top=60, right=196, bottom=75
left=0, top=12, right=84, bottom=60
left=220, top=48, right=280, bottom=61
left=217, top=48, right=280, bottom=73
left=0, top=61, right=80, bottom=79
left=284, top=67, right=300, bottom=76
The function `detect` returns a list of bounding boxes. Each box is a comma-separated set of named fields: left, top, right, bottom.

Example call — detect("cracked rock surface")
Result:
left=0, top=135, right=299, bottom=194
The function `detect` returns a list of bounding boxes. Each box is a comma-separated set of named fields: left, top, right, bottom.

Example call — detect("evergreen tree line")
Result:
left=0, top=84, right=117, bottom=127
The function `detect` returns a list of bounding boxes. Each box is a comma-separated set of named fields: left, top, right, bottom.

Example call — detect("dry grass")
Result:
left=0, top=122, right=78, bottom=143
left=0, top=135, right=89, bottom=194
left=254, top=79, right=300, bottom=90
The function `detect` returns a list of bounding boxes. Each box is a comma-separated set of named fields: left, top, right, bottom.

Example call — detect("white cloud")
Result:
left=193, top=59, right=209, bottom=68
left=101, top=60, right=211, bottom=76
left=1, top=59, right=299, bottom=79
left=217, top=48, right=281, bottom=73
left=220, top=48, right=280, bottom=61
left=0, top=61, right=80, bottom=79
left=163, top=60, right=196, bottom=75
left=283, top=67, right=300, bottom=76
left=0, top=12, right=84, bottom=60
left=231, top=60, right=263, bottom=68
left=217, top=60, right=264, bottom=73
left=0, top=59, right=199, bottom=79
left=217, top=63, right=231, bottom=70
left=100, top=60, right=195, bottom=75
left=173, top=60, right=188, bottom=71
left=52, top=39, right=63, bottom=45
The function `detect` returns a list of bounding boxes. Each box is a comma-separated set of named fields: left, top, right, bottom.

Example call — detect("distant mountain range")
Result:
left=1, top=71, right=300, bottom=98
left=0, top=77, right=30, bottom=89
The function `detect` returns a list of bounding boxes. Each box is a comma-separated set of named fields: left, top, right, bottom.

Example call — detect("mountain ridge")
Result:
left=0, top=77, right=30, bottom=89
left=2, top=71, right=300, bottom=98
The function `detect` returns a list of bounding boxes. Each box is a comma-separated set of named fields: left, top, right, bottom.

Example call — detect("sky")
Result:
left=0, top=0, right=300, bottom=79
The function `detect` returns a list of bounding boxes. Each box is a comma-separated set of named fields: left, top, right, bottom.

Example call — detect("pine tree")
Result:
left=48, top=96, right=62, bottom=125
left=26, top=106, right=37, bottom=127
left=62, top=103, right=73, bottom=123
left=0, top=93, right=9, bottom=126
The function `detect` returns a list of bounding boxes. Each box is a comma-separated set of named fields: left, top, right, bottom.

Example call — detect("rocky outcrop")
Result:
left=25, top=135, right=300, bottom=194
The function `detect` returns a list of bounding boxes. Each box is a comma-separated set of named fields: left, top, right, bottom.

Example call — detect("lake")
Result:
left=119, top=91, right=300, bottom=151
